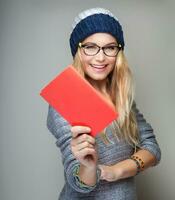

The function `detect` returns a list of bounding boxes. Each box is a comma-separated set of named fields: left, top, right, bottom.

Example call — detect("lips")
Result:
left=91, top=64, right=107, bottom=69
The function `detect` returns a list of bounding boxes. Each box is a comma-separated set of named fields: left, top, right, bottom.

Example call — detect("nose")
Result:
left=95, top=49, right=105, bottom=62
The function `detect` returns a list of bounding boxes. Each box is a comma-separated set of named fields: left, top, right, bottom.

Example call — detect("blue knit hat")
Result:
left=69, top=8, right=125, bottom=57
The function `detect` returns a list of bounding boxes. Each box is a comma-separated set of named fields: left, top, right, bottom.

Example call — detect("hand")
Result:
left=70, top=125, right=97, bottom=169
left=99, top=164, right=123, bottom=182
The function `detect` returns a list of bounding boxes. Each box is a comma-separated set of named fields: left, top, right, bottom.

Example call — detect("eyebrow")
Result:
left=83, top=42, right=118, bottom=46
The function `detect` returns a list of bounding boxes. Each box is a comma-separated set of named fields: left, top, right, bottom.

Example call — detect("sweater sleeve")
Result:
left=133, top=102, right=161, bottom=165
left=46, top=105, right=98, bottom=193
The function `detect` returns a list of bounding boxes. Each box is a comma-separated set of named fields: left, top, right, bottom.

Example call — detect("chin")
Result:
left=88, top=74, right=108, bottom=81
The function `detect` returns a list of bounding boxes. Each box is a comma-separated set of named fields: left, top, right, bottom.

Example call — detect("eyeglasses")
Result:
left=78, top=42, right=121, bottom=57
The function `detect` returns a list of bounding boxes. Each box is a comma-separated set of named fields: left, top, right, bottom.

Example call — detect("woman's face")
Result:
left=79, top=33, right=117, bottom=82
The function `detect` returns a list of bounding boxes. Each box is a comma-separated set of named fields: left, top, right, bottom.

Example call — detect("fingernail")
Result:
left=87, top=127, right=91, bottom=131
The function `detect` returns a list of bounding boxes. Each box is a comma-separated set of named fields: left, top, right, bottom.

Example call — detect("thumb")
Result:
left=98, top=165, right=105, bottom=179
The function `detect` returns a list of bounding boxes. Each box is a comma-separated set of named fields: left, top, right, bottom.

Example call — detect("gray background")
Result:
left=0, top=0, right=174, bottom=199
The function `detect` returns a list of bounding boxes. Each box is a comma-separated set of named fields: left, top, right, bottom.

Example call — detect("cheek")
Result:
left=81, top=55, right=92, bottom=68
left=109, top=57, right=117, bottom=66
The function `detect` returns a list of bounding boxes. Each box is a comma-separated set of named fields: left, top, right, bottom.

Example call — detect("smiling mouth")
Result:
left=91, top=64, right=107, bottom=69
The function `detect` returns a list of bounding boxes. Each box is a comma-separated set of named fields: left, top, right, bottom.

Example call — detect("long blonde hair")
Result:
left=72, top=48, right=139, bottom=147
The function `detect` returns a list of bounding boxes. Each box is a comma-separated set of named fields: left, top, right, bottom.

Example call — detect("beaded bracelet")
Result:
left=130, top=155, right=145, bottom=175
left=131, top=155, right=144, bottom=170
left=130, top=157, right=141, bottom=175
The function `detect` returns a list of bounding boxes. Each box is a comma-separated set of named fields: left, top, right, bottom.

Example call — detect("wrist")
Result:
left=80, top=163, right=97, bottom=172
left=113, top=159, right=138, bottom=180
left=79, top=164, right=97, bottom=186
left=113, top=164, right=124, bottom=180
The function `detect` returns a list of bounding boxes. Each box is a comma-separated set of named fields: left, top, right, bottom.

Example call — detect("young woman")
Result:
left=47, top=7, right=161, bottom=200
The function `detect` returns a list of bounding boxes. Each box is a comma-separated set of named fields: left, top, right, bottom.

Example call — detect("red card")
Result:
left=40, top=65, right=118, bottom=137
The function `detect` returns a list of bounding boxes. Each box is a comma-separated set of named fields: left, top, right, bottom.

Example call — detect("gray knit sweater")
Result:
left=47, top=102, right=161, bottom=200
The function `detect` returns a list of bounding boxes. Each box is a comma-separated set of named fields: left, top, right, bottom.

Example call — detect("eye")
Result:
left=105, top=46, right=117, bottom=50
left=84, top=45, right=97, bottom=50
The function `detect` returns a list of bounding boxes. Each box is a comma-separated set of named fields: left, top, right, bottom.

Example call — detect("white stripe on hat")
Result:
left=71, top=7, right=119, bottom=31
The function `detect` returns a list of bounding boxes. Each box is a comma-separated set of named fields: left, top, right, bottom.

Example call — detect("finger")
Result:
left=98, top=165, right=104, bottom=170
left=76, top=134, right=96, bottom=145
left=71, top=141, right=94, bottom=155
left=71, top=126, right=91, bottom=138
left=71, top=134, right=95, bottom=147
left=76, top=148, right=96, bottom=159
left=100, top=177, right=104, bottom=180
left=98, top=165, right=105, bottom=179
left=77, top=141, right=94, bottom=151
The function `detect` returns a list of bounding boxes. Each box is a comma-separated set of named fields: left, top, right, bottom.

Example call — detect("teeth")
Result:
left=91, top=65, right=106, bottom=68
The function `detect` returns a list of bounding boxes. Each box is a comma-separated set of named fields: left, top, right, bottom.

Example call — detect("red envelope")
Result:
left=40, top=65, right=118, bottom=137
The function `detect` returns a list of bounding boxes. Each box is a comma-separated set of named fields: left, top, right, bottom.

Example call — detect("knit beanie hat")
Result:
left=69, top=7, right=125, bottom=57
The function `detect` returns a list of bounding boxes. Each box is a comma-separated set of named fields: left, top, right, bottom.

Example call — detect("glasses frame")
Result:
left=78, top=42, right=122, bottom=57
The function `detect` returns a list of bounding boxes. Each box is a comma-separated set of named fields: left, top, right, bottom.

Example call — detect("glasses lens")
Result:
left=83, top=45, right=99, bottom=56
left=80, top=43, right=120, bottom=57
left=104, top=46, right=119, bottom=57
